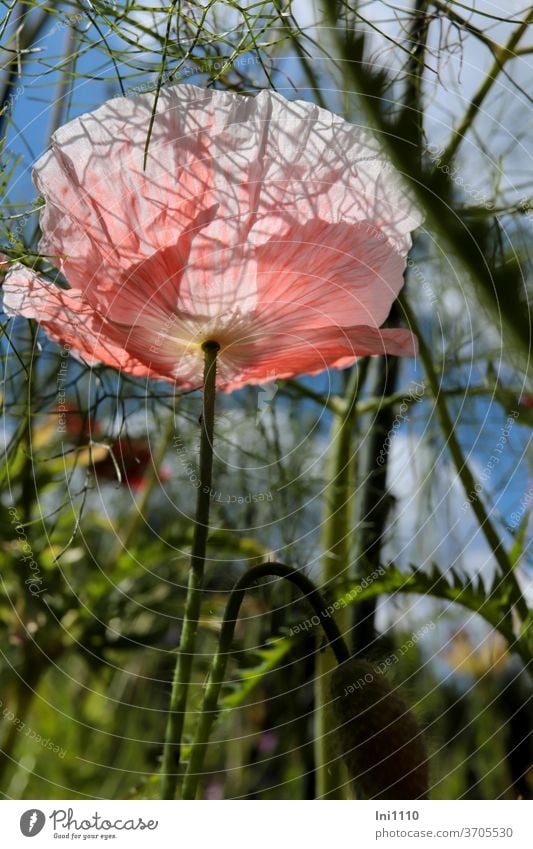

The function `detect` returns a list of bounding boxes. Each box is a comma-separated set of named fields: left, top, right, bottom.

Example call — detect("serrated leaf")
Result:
left=338, top=561, right=527, bottom=663
left=221, top=636, right=292, bottom=711
left=509, top=510, right=531, bottom=568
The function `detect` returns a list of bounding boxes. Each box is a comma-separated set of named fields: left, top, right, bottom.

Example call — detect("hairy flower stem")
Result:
left=352, top=354, right=399, bottom=653
left=315, top=366, right=362, bottom=799
left=182, top=561, right=350, bottom=800
left=160, top=341, right=219, bottom=800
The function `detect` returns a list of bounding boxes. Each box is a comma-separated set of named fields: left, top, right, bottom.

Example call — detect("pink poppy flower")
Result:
left=2, top=85, right=421, bottom=392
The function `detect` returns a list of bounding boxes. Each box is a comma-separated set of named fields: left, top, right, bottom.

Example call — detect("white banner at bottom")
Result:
left=1, top=800, right=531, bottom=848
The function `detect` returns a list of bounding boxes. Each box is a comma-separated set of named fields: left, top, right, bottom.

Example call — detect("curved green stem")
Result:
left=182, top=561, right=350, bottom=800
left=160, top=341, right=219, bottom=800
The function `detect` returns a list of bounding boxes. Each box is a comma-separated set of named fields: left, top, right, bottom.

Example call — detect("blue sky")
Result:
left=1, top=1, right=531, bottom=585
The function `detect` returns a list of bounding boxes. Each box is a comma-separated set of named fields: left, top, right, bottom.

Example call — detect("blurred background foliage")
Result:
left=0, top=0, right=532, bottom=799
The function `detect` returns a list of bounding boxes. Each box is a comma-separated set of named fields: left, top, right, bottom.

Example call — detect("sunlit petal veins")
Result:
left=2, top=85, right=423, bottom=393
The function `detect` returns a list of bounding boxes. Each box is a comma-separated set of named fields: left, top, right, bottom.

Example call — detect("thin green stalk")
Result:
left=323, top=0, right=532, bottom=374
left=182, top=561, right=350, bottom=800
left=0, top=2, right=53, bottom=140
left=47, top=23, right=78, bottom=140
left=401, top=297, right=527, bottom=622
left=352, top=355, right=399, bottom=653
left=351, top=0, right=428, bottom=653
left=281, top=379, right=345, bottom=415
left=322, top=367, right=363, bottom=614
left=401, top=0, right=430, bottom=152
left=160, top=341, right=219, bottom=800
left=441, top=7, right=533, bottom=165
left=315, top=365, right=362, bottom=799
left=430, top=1, right=500, bottom=55
left=0, top=319, right=48, bottom=790
left=0, top=657, right=42, bottom=789
left=282, top=380, right=498, bottom=417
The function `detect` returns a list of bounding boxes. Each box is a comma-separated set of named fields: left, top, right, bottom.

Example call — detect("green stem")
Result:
left=283, top=380, right=500, bottom=417
left=0, top=658, right=42, bottom=790
left=401, top=0, right=430, bottom=152
left=182, top=561, right=349, bottom=800
left=441, top=7, right=533, bottom=165
left=160, top=341, right=219, bottom=800
left=321, top=367, right=363, bottom=615
left=324, top=4, right=532, bottom=374
left=0, top=2, right=52, bottom=139
left=352, top=354, right=399, bottom=653
left=315, top=365, right=362, bottom=799
left=281, top=379, right=344, bottom=415
left=352, top=0, right=427, bottom=647
left=401, top=297, right=527, bottom=622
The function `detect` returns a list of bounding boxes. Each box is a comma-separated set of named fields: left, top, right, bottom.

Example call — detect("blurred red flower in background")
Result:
left=55, top=403, right=166, bottom=490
